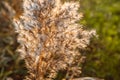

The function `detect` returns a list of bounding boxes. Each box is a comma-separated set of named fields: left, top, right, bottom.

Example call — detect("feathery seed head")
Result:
left=13, top=0, right=96, bottom=79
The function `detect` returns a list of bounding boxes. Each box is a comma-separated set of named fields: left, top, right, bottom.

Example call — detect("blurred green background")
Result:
left=0, top=0, right=120, bottom=80
left=80, top=0, right=120, bottom=80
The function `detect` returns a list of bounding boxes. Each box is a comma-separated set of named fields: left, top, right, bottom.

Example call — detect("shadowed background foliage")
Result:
left=0, top=0, right=120, bottom=80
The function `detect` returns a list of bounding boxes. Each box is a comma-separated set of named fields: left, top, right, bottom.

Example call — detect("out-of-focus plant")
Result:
left=80, top=0, right=120, bottom=80
left=0, top=0, right=26, bottom=80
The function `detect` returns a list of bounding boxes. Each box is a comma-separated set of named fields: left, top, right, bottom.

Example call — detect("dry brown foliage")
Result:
left=13, top=0, right=96, bottom=80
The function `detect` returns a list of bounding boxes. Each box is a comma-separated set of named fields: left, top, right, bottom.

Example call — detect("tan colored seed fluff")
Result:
left=13, top=0, right=96, bottom=80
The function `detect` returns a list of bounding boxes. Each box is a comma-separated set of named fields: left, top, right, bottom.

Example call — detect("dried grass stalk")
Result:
left=13, top=0, right=96, bottom=80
